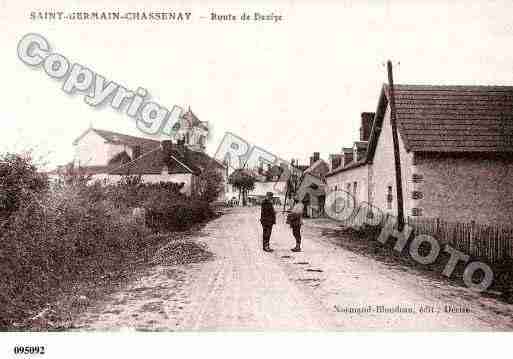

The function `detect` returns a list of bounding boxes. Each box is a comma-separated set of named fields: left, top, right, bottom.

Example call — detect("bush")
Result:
left=0, top=153, right=48, bottom=217
left=0, top=183, right=148, bottom=329
left=105, top=176, right=185, bottom=213
left=0, top=164, right=216, bottom=328
left=103, top=176, right=214, bottom=232
left=145, top=196, right=213, bottom=232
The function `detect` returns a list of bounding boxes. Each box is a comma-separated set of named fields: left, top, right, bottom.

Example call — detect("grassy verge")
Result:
left=319, top=224, right=513, bottom=303
left=6, top=221, right=215, bottom=331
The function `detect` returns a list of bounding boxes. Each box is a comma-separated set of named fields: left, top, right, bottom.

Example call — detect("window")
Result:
left=353, top=181, right=357, bottom=200
left=411, top=208, right=423, bottom=217
left=386, top=186, right=393, bottom=209
left=346, top=183, right=351, bottom=193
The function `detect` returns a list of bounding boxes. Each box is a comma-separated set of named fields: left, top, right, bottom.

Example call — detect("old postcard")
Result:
left=1, top=0, right=512, bottom=357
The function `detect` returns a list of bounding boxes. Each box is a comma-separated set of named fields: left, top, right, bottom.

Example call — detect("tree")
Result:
left=228, top=169, right=255, bottom=206
left=0, top=153, right=48, bottom=217
left=56, top=163, right=92, bottom=187
left=195, top=166, right=224, bottom=203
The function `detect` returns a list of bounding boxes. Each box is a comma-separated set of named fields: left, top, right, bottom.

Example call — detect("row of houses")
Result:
left=323, top=84, right=513, bottom=226
left=53, top=84, right=513, bottom=228
left=56, top=102, right=329, bottom=209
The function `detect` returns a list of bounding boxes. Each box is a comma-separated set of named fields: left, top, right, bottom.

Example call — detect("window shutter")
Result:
left=412, top=173, right=424, bottom=183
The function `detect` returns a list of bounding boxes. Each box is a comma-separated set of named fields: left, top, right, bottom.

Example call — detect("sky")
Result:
left=1, top=0, right=513, bottom=169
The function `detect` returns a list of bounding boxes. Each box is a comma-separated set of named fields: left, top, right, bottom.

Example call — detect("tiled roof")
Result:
left=327, top=83, right=513, bottom=178
left=109, top=148, right=189, bottom=175
left=73, top=128, right=160, bottom=150
left=392, top=84, right=513, bottom=152
left=109, top=146, right=224, bottom=176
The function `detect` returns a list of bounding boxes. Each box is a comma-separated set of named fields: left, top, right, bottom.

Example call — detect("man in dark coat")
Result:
left=260, top=192, right=276, bottom=252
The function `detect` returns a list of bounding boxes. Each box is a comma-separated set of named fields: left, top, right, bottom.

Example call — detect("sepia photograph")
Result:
left=0, top=0, right=512, bottom=357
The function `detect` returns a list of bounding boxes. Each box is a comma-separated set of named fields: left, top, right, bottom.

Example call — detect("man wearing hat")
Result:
left=260, top=192, right=276, bottom=252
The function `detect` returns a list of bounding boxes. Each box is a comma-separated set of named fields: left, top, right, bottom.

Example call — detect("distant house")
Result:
left=248, top=165, right=287, bottom=205
left=299, top=152, right=329, bottom=218
left=72, top=127, right=161, bottom=180
left=249, top=181, right=286, bottom=205
left=109, top=138, right=225, bottom=196
left=326, top=84, right=513, bottom=226
left=69, top=108, right=225, bottom=196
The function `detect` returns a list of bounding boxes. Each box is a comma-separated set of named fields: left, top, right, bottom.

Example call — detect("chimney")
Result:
left=329, top=154, right=342, bottom=170
left=360, top=112, right=375, bottom=141
left=342, top=147, right=353, bottom=167
left=354, top=141, right=368, bottom=162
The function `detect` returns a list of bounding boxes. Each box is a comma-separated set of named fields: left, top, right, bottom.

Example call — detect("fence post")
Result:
left=470, top=220, right=476, bottom=257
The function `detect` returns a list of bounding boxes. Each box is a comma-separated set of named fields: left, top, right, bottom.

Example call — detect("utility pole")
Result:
left=283, top=181, right=289, bottom=213
left=387, top=60, right=405, bottom=230
left=283, top=159, right=296, bottom=212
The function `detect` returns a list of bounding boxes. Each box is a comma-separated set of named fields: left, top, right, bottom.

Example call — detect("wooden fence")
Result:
left=337, top=206, right=513, bottom=263
left=406, top=217, right=513, bottom=264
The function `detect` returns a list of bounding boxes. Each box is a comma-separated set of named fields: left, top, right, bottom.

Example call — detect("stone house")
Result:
left=326, top=84, right=513, bottom=226
left=70, top=108, right=225, bottom=196
left=72, top=128, right=157, bottom=176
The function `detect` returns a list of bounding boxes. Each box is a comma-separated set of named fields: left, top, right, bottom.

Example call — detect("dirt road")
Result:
left=74, top=207, right=513, bottom=331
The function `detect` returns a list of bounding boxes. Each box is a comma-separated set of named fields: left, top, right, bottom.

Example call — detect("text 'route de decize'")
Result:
left=210, top=12, right=283, bottom=23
